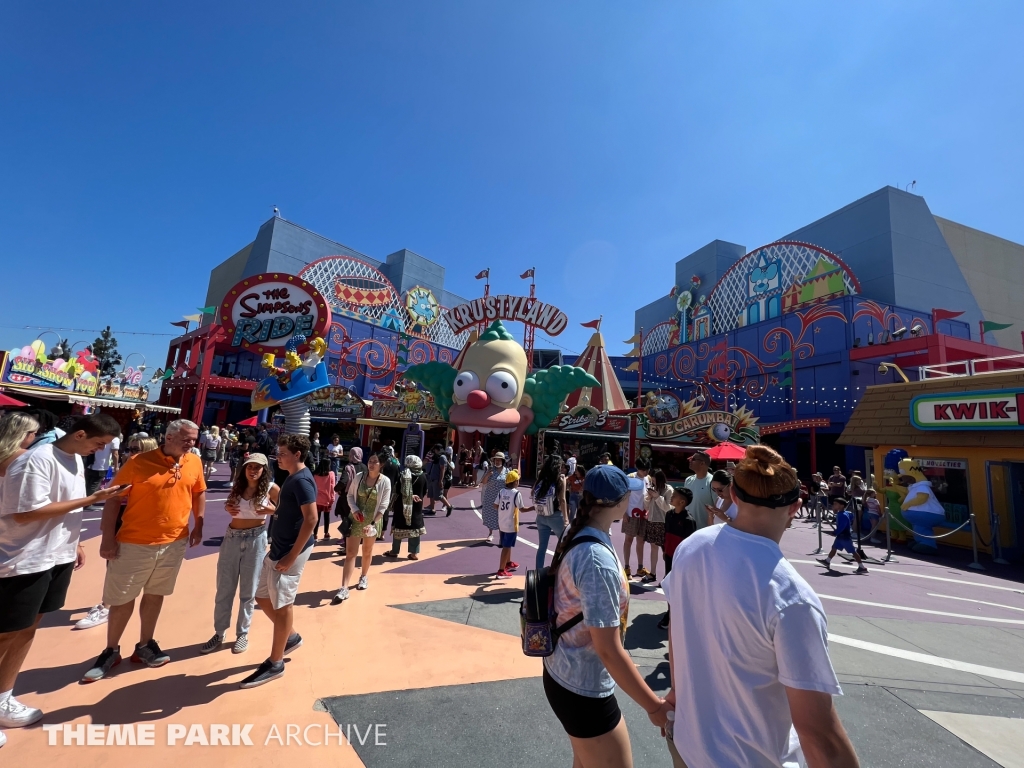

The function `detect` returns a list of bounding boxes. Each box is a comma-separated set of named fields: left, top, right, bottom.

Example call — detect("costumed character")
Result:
left=882, top=470, right=910, bottom=543
left=898, top=458, right=947, bottom=555
left=251, top=335, right=331, bottom=436
left=403, top=320, right=599, bottom=470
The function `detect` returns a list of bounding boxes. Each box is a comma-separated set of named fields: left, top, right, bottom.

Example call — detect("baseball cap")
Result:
left=505, top=470, right=520, bottom=484
left=584, top=464, right=630, bottom=505
left=243, top=453, right=268, bottom=467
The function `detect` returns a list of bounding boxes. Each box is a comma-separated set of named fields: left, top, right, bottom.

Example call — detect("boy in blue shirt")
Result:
left=817, top=497, right=868, bottom=574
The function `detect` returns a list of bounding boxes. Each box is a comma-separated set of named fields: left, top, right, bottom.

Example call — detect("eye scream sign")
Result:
left=220, top=273, right=331, bottom=354
left=911, top=389, right=1024, bottom=430
left=445, top=295, right=568, bottom=336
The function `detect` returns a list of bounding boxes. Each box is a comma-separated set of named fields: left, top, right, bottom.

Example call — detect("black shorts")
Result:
left=543, top=668, right=622, bottom=739
left=0, top=560, right=75, bottom=633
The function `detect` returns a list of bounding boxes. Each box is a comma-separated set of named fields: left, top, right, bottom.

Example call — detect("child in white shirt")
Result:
left=493, top=470, right=534, bottom=579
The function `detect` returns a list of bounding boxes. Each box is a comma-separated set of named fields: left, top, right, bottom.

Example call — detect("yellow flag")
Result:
left=622, top=333, right=641, bottom=345
left=625, top=347, right=641, bottom=357
left=183, top=313, right=202, bottom=323
left=624, top=361, right=639, bottom=371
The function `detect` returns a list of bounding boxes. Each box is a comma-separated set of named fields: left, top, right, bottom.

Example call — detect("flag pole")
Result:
left=629, top=327, right=644, bottom=468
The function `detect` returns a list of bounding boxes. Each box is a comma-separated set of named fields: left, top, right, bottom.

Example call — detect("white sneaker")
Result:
left=357, top=575, right=368, bottom=590
left=211, top=467, right=217, bottom=474
left=0, top=696, right=43, bottom=728
left=74, top=604, right=109, bottom=630
left=486, top=532, right=494, bottom=543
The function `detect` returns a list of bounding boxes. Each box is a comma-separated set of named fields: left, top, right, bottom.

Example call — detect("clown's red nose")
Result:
left=467, top=390, right=490, bottom=409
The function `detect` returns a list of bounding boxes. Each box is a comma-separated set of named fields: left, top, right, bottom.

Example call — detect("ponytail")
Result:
left=552, top=490, right=599, bottom=566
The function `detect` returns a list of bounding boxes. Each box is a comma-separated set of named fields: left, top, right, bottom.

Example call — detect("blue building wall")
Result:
left=324, top=317, right=459, bottom=400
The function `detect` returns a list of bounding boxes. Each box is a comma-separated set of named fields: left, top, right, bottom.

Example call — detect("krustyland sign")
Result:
left=445, top=295, right=568, bottom=336
left=220, top=273, right=331, bottom=355
left=911, top=389, right=1024, bottom=431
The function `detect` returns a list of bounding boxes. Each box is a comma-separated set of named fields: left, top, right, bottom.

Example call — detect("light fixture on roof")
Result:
left=878, top=362, right=910, bottom=383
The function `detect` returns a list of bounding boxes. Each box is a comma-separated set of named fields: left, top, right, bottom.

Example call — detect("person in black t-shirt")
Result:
left=240, top=434, right=317, bottom=689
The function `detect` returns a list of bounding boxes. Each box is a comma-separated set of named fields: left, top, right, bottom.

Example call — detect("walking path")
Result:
left=6, top=465, right=1024, bottom=766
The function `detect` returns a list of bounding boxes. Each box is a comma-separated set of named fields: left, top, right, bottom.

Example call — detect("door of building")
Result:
left=986, top=462, right=1024, bottom=563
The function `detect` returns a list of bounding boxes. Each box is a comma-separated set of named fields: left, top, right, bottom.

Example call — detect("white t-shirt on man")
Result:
left=0, top=444, right=86, bottom=577
left=662, top=524, right=841, bottom=768
left=91, top=436, right=120, bottom=472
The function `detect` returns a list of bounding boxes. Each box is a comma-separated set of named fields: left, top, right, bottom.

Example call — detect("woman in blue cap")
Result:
left=543, top=463, right=670, bottom=767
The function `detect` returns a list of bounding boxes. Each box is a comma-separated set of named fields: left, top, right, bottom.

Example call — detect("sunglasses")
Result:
left=711, top=484, right=727, bottom=494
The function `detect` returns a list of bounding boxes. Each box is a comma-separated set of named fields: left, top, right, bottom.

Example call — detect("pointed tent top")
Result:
left=564, top=330, right=631, bottom=413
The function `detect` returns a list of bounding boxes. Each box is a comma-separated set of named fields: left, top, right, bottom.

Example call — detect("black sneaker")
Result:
left=239, top=659, right=285, bottom=689
left=131, top=639, right=170, bottom=667
left=445, top=504, right=453, bottom=517
left=657, top=614, right=670, bottom=630
left=284, top=632, right=302, bottom=654
left=82, top=647, right=121, bottom=683
left=816, top=557, right=831, bottom=570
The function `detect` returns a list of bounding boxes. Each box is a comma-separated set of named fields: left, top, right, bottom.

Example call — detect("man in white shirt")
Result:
left=683, top=451, right=714, bottom=529
left=92, top=434, right=120, bottom=475
left=0, top=415, right=125, bottom=737
left=662, top=446, right=859, bottom=768
left=565, top=453, right=577, bottom=478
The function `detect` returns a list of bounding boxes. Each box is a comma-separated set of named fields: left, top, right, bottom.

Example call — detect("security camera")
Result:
left=910, top=324, right=925, bottom=337
left=892, top=326, right=908, bottom=340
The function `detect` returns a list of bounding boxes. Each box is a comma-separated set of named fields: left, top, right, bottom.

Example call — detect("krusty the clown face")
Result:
left=449, top=322, right=529, bottom=435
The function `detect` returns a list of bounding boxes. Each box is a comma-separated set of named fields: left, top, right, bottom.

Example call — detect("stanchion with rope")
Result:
left=885, top=515, right=984, bottom=571
left=811, top=496, right=824, bottom=555
left=991, top=514, right=1010, bottom=565
left=838, top=507, right=890, bottom=566
left=882, top=510, right=898, bottom=564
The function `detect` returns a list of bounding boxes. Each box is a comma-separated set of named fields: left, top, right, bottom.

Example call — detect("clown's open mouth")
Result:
left=448, top=402, right=525, bottom=436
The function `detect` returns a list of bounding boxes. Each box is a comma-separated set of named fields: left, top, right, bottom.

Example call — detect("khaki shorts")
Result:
left=103, top=539, right=188, bottom=606
left=255, top=547, right=312, bottom=610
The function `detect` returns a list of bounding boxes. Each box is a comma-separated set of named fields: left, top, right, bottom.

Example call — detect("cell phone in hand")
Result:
left=112, top=484, right=132, bottom=492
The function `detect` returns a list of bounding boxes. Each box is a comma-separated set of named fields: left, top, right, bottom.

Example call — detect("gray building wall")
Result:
left=204, top=216, right=467, bottom=315
left=634, top=240, right=745, bottom=332
left=634, top=187, right=1021, bottom=346
left=934, top=216, right=1024, bottom=350
left=204, top=243, right=252, bottom=320
left=783, top=187, right=985, bottom=342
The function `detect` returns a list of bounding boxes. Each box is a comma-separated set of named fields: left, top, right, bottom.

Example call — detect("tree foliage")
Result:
left=92, top=326, right=122, bottom=377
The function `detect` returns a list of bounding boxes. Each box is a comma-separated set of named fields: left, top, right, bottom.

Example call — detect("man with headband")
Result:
left=661, top=445, right=860, bottom=768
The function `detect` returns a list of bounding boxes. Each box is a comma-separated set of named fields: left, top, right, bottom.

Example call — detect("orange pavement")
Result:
left=4, top=520, right=540, bottom=764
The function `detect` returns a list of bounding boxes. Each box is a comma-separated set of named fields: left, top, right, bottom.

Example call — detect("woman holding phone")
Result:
left=200, top=453, right=279, bottom=655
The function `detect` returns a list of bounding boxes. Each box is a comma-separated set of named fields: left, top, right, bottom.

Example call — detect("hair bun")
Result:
left=744, top=445, right=781, bottom=476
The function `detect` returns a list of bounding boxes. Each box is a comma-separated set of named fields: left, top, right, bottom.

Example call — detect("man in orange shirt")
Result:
left=82, top=419, right=207, bottom=682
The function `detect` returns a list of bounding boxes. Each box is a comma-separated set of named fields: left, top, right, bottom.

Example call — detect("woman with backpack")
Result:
left=332, top=452, right=391, bottom=603
left=543, top=464, right=670, bottom=766
left=532, top=454, right=568, bottom=571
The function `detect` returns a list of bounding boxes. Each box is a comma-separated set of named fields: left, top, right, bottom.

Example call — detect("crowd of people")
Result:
left=0, top=406, right=863, bottom=765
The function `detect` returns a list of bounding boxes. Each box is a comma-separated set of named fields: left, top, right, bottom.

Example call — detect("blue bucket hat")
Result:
left=584, top=464, right=630, bottom=506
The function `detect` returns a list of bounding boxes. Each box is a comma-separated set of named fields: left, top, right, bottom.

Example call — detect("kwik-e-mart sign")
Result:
left=911, top=389, right=1024, bottom=431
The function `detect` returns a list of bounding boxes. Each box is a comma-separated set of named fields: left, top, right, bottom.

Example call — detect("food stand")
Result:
left=838, top=369, right=1024, bottom=561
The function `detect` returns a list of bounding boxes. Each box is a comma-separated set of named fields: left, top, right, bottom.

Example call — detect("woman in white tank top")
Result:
left=201, top=453, right=279, bottom=655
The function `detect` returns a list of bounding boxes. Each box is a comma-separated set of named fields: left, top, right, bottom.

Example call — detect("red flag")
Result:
left=932, top=308, right=964, bottom=323
left=475, top=269, right=489, bottom=280
left=581, top=318, right=601, bottom=329
left=520, top=268, right=535, bottom=279
left=170, top=320, right=190, bottom=330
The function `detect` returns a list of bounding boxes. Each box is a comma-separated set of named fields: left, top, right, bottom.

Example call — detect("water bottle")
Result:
left=665, top=709, right=675, bottom=740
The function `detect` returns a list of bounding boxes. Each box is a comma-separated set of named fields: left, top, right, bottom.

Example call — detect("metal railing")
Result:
left=919, top=352, right=1024, bottom=380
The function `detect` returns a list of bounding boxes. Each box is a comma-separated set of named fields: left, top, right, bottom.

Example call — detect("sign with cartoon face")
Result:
left=221, top=273, right=331, bottom=355
left=637, top=390, right=759, bottom=445
left=405, top=287, right=441, bottom=333
left=549, top=405, right=629, bottom=434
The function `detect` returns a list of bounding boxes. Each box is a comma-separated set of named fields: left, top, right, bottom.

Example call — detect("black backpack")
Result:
left=521, top=535, right=613, bottom=657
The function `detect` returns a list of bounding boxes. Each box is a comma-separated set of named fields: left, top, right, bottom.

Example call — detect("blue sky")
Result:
left=1, top=1, right=1021, bottom=378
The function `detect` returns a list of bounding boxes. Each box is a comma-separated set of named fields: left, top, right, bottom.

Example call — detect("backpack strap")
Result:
left=550, top=534, right=617, bottom=640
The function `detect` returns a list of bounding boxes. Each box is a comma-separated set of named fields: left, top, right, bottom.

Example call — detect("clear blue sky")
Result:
left=1, top=2, right=1021, bottom=379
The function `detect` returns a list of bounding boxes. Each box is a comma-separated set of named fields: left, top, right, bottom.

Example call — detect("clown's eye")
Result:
left=454, top=371, right=480, bottom=400
left=486, top=371, right=518, bottom=402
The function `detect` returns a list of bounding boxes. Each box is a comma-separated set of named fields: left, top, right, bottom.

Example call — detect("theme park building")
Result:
left=630, top=186, right=1024, bottom=476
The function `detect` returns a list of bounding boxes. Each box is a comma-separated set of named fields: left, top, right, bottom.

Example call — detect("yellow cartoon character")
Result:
left=404, top=320, right=598, bottom=468
left=898, top=458, right=947, bottom=555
